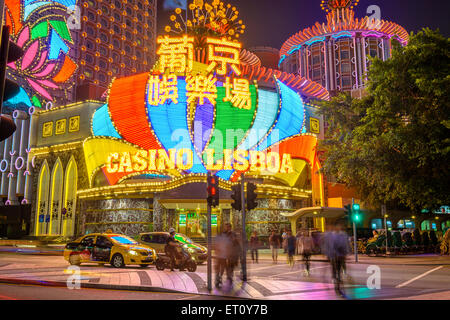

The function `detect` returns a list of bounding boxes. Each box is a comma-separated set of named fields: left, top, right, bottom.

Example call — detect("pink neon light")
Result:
left=17, top=26, right=30, bottom=48
left=27, top=79, right=53, bottom=101
left=37, top=79, right=58, bottom=89
left=31, top=50, right=48, bottom=72
left=33, top=63, right=56, bottom=77
left=7, top=62, right=17, bottom=69
left=21, top=40, right=39, bottom=70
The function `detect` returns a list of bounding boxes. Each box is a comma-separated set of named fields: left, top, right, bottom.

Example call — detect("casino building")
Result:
left=27, top=0, right=333, bottom=240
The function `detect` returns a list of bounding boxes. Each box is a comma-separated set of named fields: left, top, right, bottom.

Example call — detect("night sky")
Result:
left=157, top=0, right=450, bottom=49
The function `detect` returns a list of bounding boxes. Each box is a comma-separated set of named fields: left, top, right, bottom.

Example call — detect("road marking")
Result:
left=269, top=266, right=329, bottom=278
left=395, top=266, right=444, bottom=288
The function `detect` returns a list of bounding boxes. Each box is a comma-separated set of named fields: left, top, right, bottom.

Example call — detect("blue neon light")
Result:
left=92, top=104, right=122, bottom=139
left=305, top=36, right=326, bottom=46
left=255, top=80, right=304, bottom=151
left=146, top=78, right=207, bottom=174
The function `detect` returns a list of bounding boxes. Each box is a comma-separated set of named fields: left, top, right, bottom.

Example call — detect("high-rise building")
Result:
left=279, top=0, right=408, bottom=93
left=72, top=0, right=158, bottom=96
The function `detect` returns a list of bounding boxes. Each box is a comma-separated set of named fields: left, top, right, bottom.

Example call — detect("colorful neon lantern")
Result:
left=4, top=0, right=79, bottom=110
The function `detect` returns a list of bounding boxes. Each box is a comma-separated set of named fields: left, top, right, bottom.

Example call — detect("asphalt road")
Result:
left=0, top=252, right=449, bottom=300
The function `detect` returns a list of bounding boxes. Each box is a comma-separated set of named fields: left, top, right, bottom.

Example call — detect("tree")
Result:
left=316, top=28, right=450, bottom=213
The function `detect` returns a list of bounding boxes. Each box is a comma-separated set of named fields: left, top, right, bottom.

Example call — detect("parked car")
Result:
left=138, top=232, right=207, bottom=264
left=64, top=233, right=157, bottom=268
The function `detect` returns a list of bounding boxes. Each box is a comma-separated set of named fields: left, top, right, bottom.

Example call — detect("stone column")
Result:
left=152, top=193, right=163, bottom=231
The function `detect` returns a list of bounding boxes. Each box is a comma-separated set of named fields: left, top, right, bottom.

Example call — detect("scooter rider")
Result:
left=165, top=228, right=184, bottom=271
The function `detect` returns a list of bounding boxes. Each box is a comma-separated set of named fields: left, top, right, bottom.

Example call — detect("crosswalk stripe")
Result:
left=146, top=270, right=162, bottom=287
left=178, top=272, right=198, bottom=293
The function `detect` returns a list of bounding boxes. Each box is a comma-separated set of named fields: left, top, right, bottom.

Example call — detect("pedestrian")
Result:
left=324, top=221, right=350, bottom=297
left=269, top=230, right=281, bottom=263
left=286, top=230, right=296, bottom=267
left=214, top=224, right=232, bottom=288
left=228, top=230, right=242, bottom=282
left=298, top=230, right=314, bottom=276
left=282, top=228, right=288, bottom=253
left=249, top=231, right=259, bottom=263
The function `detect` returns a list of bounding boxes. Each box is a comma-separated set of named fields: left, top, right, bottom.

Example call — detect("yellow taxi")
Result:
left=63, top=233, right=157, bottom=268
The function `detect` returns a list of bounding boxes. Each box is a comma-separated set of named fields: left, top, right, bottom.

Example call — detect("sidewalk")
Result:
left=0, top=262, right=411, bottom=300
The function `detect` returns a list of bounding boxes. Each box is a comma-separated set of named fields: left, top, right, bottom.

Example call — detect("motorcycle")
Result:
left=155, top=245, right=197, bottom=272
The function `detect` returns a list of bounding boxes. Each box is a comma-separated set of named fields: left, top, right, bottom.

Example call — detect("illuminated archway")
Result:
left=35, top=160, right=50, bottom=236
left=49, top=158, right=64, bottom=235
left=62, top=156, right=77, bottom=236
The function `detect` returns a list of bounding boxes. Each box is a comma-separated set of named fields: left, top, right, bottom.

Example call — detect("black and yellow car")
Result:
left=138, top=232, right=207, bottom=264
left=64, top=233, right=157, bottom=268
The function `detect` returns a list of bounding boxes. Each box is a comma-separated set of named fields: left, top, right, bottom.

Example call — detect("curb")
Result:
left=0, top=277, right=250, bottom=300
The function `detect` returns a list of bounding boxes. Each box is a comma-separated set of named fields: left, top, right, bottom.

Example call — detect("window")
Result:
left=125, top=31, right=132, bottom=40
left=84, top=68, right=94, bottom=78
left=136, top=50, right=142, bottom=59
left=125, top=45, right=131, bottom=54
left=98, top=73, right=107, bottom=83
left=137, top=2, right=143, bottom=10
left=80, top=236, right=95, bottom=246
left=312, top=68, right=321, bottom=79
left=85, top=53, right=94, bottom=64
left=100, top=18, right=108, bottom=28
left=99, top=46, right=107, bottom=56
left=86, top=40, right=94, bottom=50
left=369, top=49, right=378, bottom=57
left=99, top=59, right=107, bottom=69
left=342, top=76, right=352, bottom=87
left=113, top=38, right=120, bottom=48
left=136, top=38, right=143, bottom=46
left=312, top=55, right=320, bottom=65
left=96, top=236, right=112, bottom=247
left=114, top=12, right=121, bottom=22
left=114, top=0, right=121, bottom=9
left=101, top=5, right=109, bottom=14
left=112, top=52, right=120, bottom=62
left=136, top=24, right=142, bottom=33
left=87, top=11, right=95, bottom=21
left=124, top=56, right=131, bottom=65
left=137, top=13, right=143, bottom=22
left=126, top=19, right=132, bottom=27
left=341, top=62, right=351, bottom=73
left=99, top=32, right=108, bottom=42
left=86, top=26, right=94, bottom=36
left=340, top=50, right=350, bottom=60
left=113, top=24, right=120, bottom=34
left=126, top=7, right=133, bottom=15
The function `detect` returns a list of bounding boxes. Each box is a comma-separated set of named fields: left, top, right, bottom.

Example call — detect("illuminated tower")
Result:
left=279, top=0, right=408, bottom=93
left=73, top=0, right=158, bottom=96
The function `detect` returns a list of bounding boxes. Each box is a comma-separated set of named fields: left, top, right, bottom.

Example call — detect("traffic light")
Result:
left=207, top=173, right=219, bottom=207
left=231, top=184, right=242, bottom=211
left=0, top=25, right=23, bottom=141
left=344, top=204, right=352, bottom=217
left=246, top=183, right=257, bottom=211
left=352, top=203, right=361, bottom=222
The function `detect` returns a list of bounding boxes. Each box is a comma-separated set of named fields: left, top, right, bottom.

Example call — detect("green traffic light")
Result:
left=352, top=203, right=360, bottom=211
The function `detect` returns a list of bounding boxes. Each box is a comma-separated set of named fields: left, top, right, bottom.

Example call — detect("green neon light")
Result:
left=31, top=22, right=49, bottom=40
left=204, top=85, right=257, bottom=162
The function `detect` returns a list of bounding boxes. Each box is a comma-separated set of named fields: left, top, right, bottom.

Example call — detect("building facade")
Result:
left=73, top=0, right=158, bottom=91
left=279, top=1, right=408, bottom=92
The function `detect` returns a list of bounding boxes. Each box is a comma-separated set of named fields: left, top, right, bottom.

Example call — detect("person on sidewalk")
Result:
left=286, top=230, right=297, bottom=267
left=249, top=231, right=259, bottom=263
left=215, top=223, right=237, bottom=289
left=269, top=230, right=281, bottom=263
left=298, top=230, right=314, bottom=276
left=282, top=229, right=288, bottom=253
